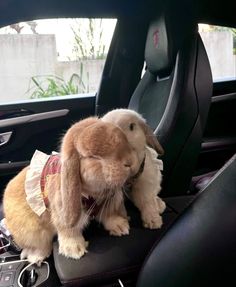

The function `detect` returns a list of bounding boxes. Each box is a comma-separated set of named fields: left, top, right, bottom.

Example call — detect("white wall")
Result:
left=200, top=31, right=236, bottom=80
left=0, top=34, right=105, bottom=103
left=0, top=34, right=57, bottom=103
left=56, top=59, right=105, bottom=94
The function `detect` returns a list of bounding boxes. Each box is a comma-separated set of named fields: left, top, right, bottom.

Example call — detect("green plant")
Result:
left=26, top=70, right=88, bottom=99
left=231, top=28, right=236, bottom=54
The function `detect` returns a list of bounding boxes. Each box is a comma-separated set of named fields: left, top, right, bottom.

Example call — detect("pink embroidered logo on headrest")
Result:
left=153, top=29, right=159, bottom=48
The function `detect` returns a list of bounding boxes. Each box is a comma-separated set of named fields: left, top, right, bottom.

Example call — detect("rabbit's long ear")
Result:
left=140, top=121, right=164, bottom=155
left=59, top=117, right=98, bottom=227
left=60, top=151, right=82, bottom=227
left=60, top=128, right=82, bottom=227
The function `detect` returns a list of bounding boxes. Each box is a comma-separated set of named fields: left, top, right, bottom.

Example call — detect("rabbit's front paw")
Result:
left=142, top=209, right=163, bottom=229
left=21, top=247, right=51, bottom=265
left=104, top=215, right=130, bottom=236
left=58, top=235, right=88, bottom=259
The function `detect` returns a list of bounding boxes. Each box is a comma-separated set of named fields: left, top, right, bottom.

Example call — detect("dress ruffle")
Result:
left=25, top=150, right=50, bottom=216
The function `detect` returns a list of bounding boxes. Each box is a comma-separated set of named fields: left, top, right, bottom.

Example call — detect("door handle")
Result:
left=0, top=132, right=12, bottom=147
left=0, top=109, right=69, bottom=128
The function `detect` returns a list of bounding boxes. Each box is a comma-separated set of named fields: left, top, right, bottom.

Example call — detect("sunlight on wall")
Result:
left=0, top=18, right=117, bottom=61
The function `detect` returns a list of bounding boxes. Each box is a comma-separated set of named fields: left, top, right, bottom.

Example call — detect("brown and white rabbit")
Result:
left=102, top=109, right=166, bottom=229
left=3, top=117, right=140, bottom=264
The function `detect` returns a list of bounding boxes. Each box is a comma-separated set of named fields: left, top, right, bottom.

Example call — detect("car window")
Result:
left=0, top=18, right=116, bottom=104
left=198, top=24, right=236, bottom=82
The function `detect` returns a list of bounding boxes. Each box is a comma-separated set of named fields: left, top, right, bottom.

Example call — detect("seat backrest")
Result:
left=129, top=13, right=213, bottom=196
left=137, top=153, right=236, bottom=287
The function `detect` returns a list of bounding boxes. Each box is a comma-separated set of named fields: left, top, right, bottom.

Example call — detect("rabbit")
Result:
left=102, top=109, right=166, bottom=229
left=3, top=117, right=140, bottom=264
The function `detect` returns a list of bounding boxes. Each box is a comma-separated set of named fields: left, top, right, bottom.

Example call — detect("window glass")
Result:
left=198, top=24, right=236, bottom=81
left=0, top=18, right=116, bottom=103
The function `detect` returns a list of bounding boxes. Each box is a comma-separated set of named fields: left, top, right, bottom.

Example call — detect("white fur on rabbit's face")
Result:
left=102, top=109, right=147, bottom=164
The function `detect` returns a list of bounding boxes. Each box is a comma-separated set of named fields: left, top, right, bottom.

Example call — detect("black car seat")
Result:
left=51, top=14, right=213, bottom=287
left=137, top=153, right=236, bottom=287
left=128, top=12, right=213, bottom=196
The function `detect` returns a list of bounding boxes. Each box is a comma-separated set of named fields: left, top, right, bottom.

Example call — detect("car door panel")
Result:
left=0, top=94, right=95, bottom=192
left=0, top=109, right=69, bottom=129
left=195, top=80, right=236, bottom=175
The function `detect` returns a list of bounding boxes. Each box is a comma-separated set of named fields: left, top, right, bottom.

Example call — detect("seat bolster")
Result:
left=137, top=153, right=236, bottom=287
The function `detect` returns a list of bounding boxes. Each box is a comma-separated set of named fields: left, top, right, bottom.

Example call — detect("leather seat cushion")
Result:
left=53, top=197, right=195, bottom=286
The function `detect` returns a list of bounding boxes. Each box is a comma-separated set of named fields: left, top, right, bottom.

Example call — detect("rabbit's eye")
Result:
left=129, top=123, right=135, bottom=131
left=88, top=155, right=101, bottom=160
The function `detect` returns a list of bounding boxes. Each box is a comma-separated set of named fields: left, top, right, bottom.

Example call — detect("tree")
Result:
left=231, top=28, right=236, bottom=54
left=70, top=19, right=106, bottom=60
left=9, top=23, right=24, bottom=33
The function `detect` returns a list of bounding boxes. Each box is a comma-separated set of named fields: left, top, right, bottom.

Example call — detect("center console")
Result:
left=0, top=252, right=60, bottom=287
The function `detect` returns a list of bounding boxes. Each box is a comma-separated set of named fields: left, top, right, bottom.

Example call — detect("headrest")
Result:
left=145, top=12, right=194, bottom=77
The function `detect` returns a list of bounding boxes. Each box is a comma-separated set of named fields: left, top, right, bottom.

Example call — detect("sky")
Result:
left=0, top=18, right=117, bottom=61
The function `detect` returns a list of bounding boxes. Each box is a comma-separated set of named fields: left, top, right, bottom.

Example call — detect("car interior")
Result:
left=0, top=0, right=235, bottom=286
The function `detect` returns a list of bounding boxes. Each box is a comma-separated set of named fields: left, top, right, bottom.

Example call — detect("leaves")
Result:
left=26, top=70, right=87, bottom=99
left=70, top=18, right=107, bottom=60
